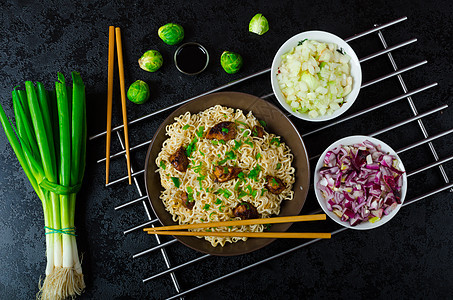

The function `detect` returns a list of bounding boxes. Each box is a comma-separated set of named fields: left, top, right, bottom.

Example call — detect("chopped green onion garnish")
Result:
left=259, top=120, right=267, bottom=127
left=196, top=126, right=204, bottom=138
left=276, top=162, right=282, bottom=170
left=159, top=160, right=166, bottom=170
left=255, top=153, right=261, bottom=160
left=171, top=177, right=180, bottom=188
left=271, top=137, right=280, bottom=146
left=261, top=188, right=267, bottom=196
left=215, top=198, right=222, bottom=205
left=235, top=120, right=248, bottom=127
left=182, top=124, right=190, bottom=130
left=219, top=139, right=226, bottom=145
left=233, top=140, right=242, bottom=150
left=221, top=127, right=229, bottom=133
left=209, top=212, right=217, bottom=219
left=186, top=137, right=198, bottom=157
left=211, top=140, right=219, bottom=146
left=203, top=204, right=210, bottom=210
left=199, top=150, right=205, bottom=156
left=219, top=205, right=225, bottom=212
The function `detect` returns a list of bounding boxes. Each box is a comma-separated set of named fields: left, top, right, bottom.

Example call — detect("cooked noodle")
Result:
left=156, top=105, right=295, bottom=247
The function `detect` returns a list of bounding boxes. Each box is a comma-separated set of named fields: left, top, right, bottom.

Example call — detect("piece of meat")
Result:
left=233, top=202, right=259, bottom=220
left=169, top=146, right=189, bottom=172
left=265, top=175, right=286, bottom=194
left=213, top=166, right=242, bottom=182
left=251, top=125, right=264, bottom=138
left=180, top=192, right=194, bottom=209
left=205, top=121, right=236, bottom=141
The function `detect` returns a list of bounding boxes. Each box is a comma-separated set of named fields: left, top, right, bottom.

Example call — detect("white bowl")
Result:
left=271, top=31, right=362, bottom=122
left=314, top=136, right=407, bottom=230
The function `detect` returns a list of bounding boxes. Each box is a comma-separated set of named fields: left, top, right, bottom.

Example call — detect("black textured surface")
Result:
left=1, top=1, right=452, bottom=299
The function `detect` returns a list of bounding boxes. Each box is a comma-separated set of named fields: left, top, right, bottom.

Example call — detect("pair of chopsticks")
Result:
left=144, top=214, right=331, bottom=239
left=106, top=26, right=132, bottom=185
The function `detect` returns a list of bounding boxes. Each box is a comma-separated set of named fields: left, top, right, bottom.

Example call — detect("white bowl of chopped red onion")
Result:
left=314, top=136, right=407, bottom=230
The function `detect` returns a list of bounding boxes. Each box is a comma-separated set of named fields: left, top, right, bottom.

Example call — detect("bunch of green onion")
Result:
left=0, top=72, right=86, bottom=299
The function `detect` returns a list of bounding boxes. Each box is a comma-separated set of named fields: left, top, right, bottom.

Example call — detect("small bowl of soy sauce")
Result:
left=174, top=42, right=209, bottom=75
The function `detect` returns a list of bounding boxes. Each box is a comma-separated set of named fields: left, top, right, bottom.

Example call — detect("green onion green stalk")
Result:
left=0, top=72, right=87, bottom=300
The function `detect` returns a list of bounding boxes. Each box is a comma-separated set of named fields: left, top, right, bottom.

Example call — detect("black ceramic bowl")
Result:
left=144, top=92, right=310, bottom=256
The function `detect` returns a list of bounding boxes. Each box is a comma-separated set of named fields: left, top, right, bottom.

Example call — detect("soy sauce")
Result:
left=175, top=43, right=208, bottom=75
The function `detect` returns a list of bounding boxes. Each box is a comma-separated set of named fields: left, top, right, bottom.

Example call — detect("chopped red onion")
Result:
left=318, top=140, right=404, bottom=226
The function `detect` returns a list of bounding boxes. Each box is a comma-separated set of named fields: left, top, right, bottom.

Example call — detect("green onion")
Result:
left=197, top=175, right=205, bottom=189
left=196, top=126, right=204, bottom=137
left=276, top=162, right=282, bottom=170
left=259, top=120, right=266, bottom=127
left=255, top=153, right=261, bottom=160
left=221, top=127, right=229, bottom=133
left=243, top=130, right=249, bottom=137
left=235, top=120, right=248, bottom=127
left=203, top=204, right=210, bottom=210
left=199, top=150, right=205, bottom=156
left=248, top=165, right=261, bottom=181
left=215, top=198, right=222, bottom=205
left=211, top=140, right=218, bottom=146
left=219, top=139, right=226, bottom=145
left=271, top=137, right=280, bottom=146
left=244, top=138, right=254, bottom=147
left=182, top=124, right=190, bottom=130
left=261, top=189, right=267, bottom=196
left=233, top=140, right=242, bottom=150
left=171, top=177, right=180, bottom=188
left=159, top=160, right=166, bottom=169
left=209, top=212, right=217, bottom=219
left=186, top=137, right=198, bottom=157
left=219, top=205, right=225, bottom=212
left=0, top=72, right=87, bottom=298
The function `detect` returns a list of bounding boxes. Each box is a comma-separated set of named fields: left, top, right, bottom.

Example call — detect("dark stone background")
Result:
left=0, top=0, right=452, bottom=299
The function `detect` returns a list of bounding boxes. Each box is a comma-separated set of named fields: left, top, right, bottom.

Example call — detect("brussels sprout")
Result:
left=138, top=50, right=163, bottom=72
left=220, top=51, right=243, bottom=74
left=158, top=23, right=184, bottom=45
left=127, top=80, right=150, bottom=104
left=249, top=13, right=269, bottom=35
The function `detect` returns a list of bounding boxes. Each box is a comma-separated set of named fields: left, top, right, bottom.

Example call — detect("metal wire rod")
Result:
left=396, top=128, right=453, bottom=154
left=115, top=195, right=148, bottom=210
left=143, top=254, right=212, bottom=283
left=133, top=239, right=179, bottom=259
left=361, top=60, right=427, bottom=88
left=406, top=155, right=453, bottom=178
left=309, top=105, right=448, bottom=161
left=358, top=38, right=417, bottom=63
left=302, top=83, right=437, bottom=137
left=344, top=16, right=407, bottom=43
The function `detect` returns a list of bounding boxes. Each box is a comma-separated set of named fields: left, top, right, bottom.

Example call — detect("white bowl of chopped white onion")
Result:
left=314, top=136, right=407, bottom=230
left=271, top=31, right=362, bottom=121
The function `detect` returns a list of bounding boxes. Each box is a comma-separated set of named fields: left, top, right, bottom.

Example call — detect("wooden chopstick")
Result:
left=147, top=231, right=331, bottom=239
left=105, top=26, right=115, bottom=185
left=144, top=214, right=326, bottom=232
left=115, top=27, right=132, bottom=185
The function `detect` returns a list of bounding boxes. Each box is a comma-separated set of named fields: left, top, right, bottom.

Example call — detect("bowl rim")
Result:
left=270, top=30, right=362, bottom=122
left=144, top=91, right=311, bottom=255
left=314, top=135, right=407, bottom=230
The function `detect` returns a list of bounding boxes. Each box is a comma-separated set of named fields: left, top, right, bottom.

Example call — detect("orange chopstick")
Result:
left=115, top=27, right=132, bottom=185
left=144, top=214, right=327, bottom=231
left=147, top=231, right=331, bottom=239
left=105, top=26, right=115, bottom=185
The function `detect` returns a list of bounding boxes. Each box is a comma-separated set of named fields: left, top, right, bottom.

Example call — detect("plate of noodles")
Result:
left=144, top=92, right=310, bottom=255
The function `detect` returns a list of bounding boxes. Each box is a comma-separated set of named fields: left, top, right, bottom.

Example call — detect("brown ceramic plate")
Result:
left=144, top=92, right=310, bottom=256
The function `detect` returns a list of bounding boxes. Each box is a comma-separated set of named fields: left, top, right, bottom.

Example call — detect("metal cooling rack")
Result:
left=89, top=16, right=453, bottom=299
